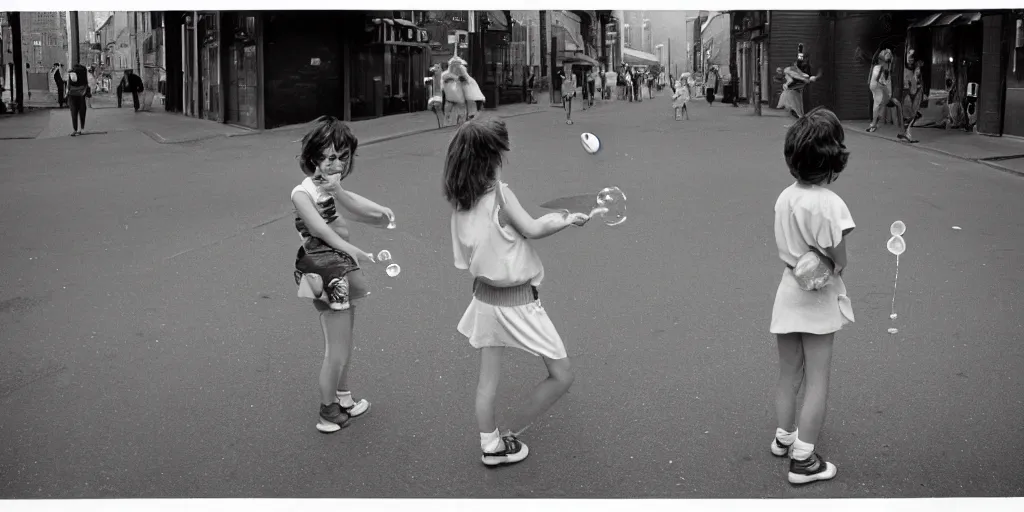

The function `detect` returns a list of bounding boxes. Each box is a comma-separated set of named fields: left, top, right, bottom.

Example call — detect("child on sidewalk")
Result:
left=445, top=117, right=590, bottom=466
left=291, top=115, right=394, bottom=433
left=769, top=107, right=855, bottom=484
left=672, top=79, right=690, bottom=121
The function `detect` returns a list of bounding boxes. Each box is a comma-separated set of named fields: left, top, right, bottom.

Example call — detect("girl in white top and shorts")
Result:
left=769, top=107, right=855, bottom=485
left=445, top=117, right=590, bottom=466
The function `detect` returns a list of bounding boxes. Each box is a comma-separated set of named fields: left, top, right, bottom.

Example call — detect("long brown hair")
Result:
left=443, top=117, right=510, bottom=211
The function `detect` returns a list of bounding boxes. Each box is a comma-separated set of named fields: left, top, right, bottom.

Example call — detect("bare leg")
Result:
left=318, top=307, right=354, bottom=405
left=510, top=356, right=575, bottom=435
left=796, top=332, right=835, bottom=444
left=335, top=305, right=356, bottom=393
left=476, top=347, right=504, bottom=433
left=776, top=333, right=806, bottom=432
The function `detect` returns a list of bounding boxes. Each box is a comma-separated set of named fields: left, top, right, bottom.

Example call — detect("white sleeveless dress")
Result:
left=450, top=182, right=568, bottom=359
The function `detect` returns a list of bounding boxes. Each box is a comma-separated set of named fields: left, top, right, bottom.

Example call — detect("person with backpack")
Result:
left=67, top=63, right=89, bottom=136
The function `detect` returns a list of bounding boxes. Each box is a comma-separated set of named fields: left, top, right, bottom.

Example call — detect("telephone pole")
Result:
left=69, top=11, right=80, bottom=65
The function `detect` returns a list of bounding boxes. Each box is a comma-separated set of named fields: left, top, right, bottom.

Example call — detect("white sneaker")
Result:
left=481, top=434, right=529, bottom=467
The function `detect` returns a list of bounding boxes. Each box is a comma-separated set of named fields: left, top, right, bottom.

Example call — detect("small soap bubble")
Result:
left=887, top=235, right=906, bottom=256
left=890, top=313, right=897, bottom=320
left=887, top=328, right=899, bottom=334
left=386, top=263, right=401, bottom=277
left=377, top=250, right=392, bottom=262
left=595, top=186, right=627, bottom=226
left=890, top=220, right=906, bottom=236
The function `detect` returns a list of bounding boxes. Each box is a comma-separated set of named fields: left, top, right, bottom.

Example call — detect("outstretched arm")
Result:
left=334, top=187, right=391, bottom=226
left=500, top=184, right=587, bottom=239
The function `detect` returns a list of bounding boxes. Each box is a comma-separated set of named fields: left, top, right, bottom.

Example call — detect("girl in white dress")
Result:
left=445, top=117, right=590, bottom=466
left=769, top=107, right=855, bottom=485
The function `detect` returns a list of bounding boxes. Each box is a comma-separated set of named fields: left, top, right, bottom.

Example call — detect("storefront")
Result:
left=1002, top=11, right=1024, bottom=138
left=905, top=11, right=985, bottom=133
left=349, top=15, right=430, bottom=120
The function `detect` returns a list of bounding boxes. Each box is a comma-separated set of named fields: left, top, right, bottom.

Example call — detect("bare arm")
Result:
left=292, top=191, right=373, bottom=264
left=821, top=227, right=854, bottom=275
left=333, top=187, right=390, bottom=226
left=500, top=185, right=586, bottom=239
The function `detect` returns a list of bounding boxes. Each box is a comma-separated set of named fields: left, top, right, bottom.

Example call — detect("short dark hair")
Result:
left=299, top=115, right=359, bottom=177
left=443, top=117, right=509, bottom=211
left=784, top=107, right=849, bottom=185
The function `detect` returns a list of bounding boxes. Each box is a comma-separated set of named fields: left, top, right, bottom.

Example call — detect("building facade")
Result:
left=18, top=12, right=68, bottom=94
left=729, top=10, right=1020, bottom=137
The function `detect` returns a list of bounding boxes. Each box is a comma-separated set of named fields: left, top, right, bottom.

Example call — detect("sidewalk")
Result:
left=844, top=119, right=1024, bottom=176
left=1, top=91, right=551, bottom=145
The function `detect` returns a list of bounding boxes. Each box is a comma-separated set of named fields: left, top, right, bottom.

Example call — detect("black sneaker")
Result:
left=481, top=434, right=529, bottom=467
left=788, top=452, right=837, bottom=484
left=317, top=403, right=352, bottom=433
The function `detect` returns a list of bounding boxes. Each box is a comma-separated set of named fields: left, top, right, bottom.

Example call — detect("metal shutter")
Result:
left=768, top=11, right=829, bottom=110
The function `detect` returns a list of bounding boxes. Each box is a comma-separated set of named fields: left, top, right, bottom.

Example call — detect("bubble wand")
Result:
left=887, top=221, right=906, bottom=334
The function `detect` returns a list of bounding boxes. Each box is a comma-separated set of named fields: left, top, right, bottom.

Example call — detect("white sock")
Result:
left=792, top=438, right=814, bottom=461
left=335, top=391, right=355, bottom=407
left=480, top=428, right=501, bottom=453
left=775, top=427, right=798, bottom=446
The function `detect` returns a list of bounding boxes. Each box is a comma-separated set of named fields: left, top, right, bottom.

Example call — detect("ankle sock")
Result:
left=776, top=427, right=798, bottom=446
left=336, top=391, right=354, bottom=408
left=480, top=428, right=500, bottom=453
left=792, top=438, right=814, bottom=461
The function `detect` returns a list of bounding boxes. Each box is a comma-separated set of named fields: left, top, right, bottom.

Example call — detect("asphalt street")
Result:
left=1, top=94, right=1022, bottom=499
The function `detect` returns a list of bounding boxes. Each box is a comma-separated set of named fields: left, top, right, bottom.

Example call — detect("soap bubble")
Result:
left=890, top=220, right=906, bottom=236
left=595, top=186, right=627, bottom=226
left=581, top=133, right=601, bottom=154
left=385, top=263, right=401, bottom=277
left=377, top=250, right=392, bottom=262
left=887, top=327, right=899, bottom=334
left=793, top=250, right=834, bottom=291
left=887, top=235, right=906, bottom=256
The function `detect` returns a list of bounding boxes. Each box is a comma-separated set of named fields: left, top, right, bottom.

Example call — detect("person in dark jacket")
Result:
left=51, top=63, right=66, bottom=108
left=67, top=63, right=89, bottom=136
left=126, top=69, right=144, bottom=112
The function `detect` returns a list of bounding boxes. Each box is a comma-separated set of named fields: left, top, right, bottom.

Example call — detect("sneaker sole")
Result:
left=788, top=462, right=837, bottom=484
left=344, top=399, right=371, bottom=418
left=481, top=443, right=530, bottom=467
left=316, top=416, right=352, bottom=434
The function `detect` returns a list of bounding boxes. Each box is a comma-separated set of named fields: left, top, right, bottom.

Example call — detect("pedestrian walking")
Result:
left=51, top=63, right=65, bottom=108
left=290, top=116, right=394, bottom=433
left=67, top=64, right=89, bottom=136
left=585, top=67, right=596, bottom=109
left=125, top=69, right=144, bottom=112
left=527, top=70, right=536, bottom=104
left=672, top=79, right=689, bottom=121
left=769, top=107, right=854, bottom=485
left=117, top=71, right=127, bottom=108
left=559, top=66, right=576, bottom=125
left=444, top=117, right=590, bottom=467
left=704, top=66, right=719, bottom=105
left=86, top=66, right=97, bottom=109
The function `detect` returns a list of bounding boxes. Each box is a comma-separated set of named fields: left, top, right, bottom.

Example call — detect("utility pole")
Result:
left=753, top=42, right=762, bottom=116
left=11, top=11, right=23, bottom=112
left=69, top=11, right=80, bottom=65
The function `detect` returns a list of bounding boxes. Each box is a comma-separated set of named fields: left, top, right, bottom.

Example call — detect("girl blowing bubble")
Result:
left=291, top=116, right=394, bottom=433
left=769, top=107, right=855, bottom=484
left=445, top=117, right=589, bottom=466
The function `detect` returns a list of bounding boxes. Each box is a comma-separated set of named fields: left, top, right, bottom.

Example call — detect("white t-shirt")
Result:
left=774, top=182, right=855, bottom=268
left=451, top=182, right=545, bottom=287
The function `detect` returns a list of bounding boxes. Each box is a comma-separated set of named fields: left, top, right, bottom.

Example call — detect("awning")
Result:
left=563, top=53, right=601, bottom=67
left=622, top=47, right=659, bottom=66
left=910, top=11, right=981, bottom=29
left=393, top=18, right=417, bottom=28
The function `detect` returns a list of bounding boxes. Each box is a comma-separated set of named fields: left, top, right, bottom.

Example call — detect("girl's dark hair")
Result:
left=299, top=115, right=358, bottom=177
left=784, top=107, right=849, bottom=185
left=443, top=117, right=510, bottom=211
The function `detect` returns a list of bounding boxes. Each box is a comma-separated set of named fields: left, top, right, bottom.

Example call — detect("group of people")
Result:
left=49, top=63, right=147, bottom=136
left=777, top=43, right=924, bottom=144
left=286, top=94, right=856, bottom=484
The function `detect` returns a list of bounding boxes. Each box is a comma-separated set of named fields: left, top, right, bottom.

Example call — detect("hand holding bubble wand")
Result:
left=887, top=221, right=907, bottom=334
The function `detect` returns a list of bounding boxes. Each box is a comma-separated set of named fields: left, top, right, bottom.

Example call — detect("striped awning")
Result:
left=622, top=47, right=659, bottom=66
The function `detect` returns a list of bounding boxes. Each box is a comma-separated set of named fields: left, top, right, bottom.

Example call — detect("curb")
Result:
left=847, top=127, right=1024, bottom=178
left=149, top=106, right=548, bottom=146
